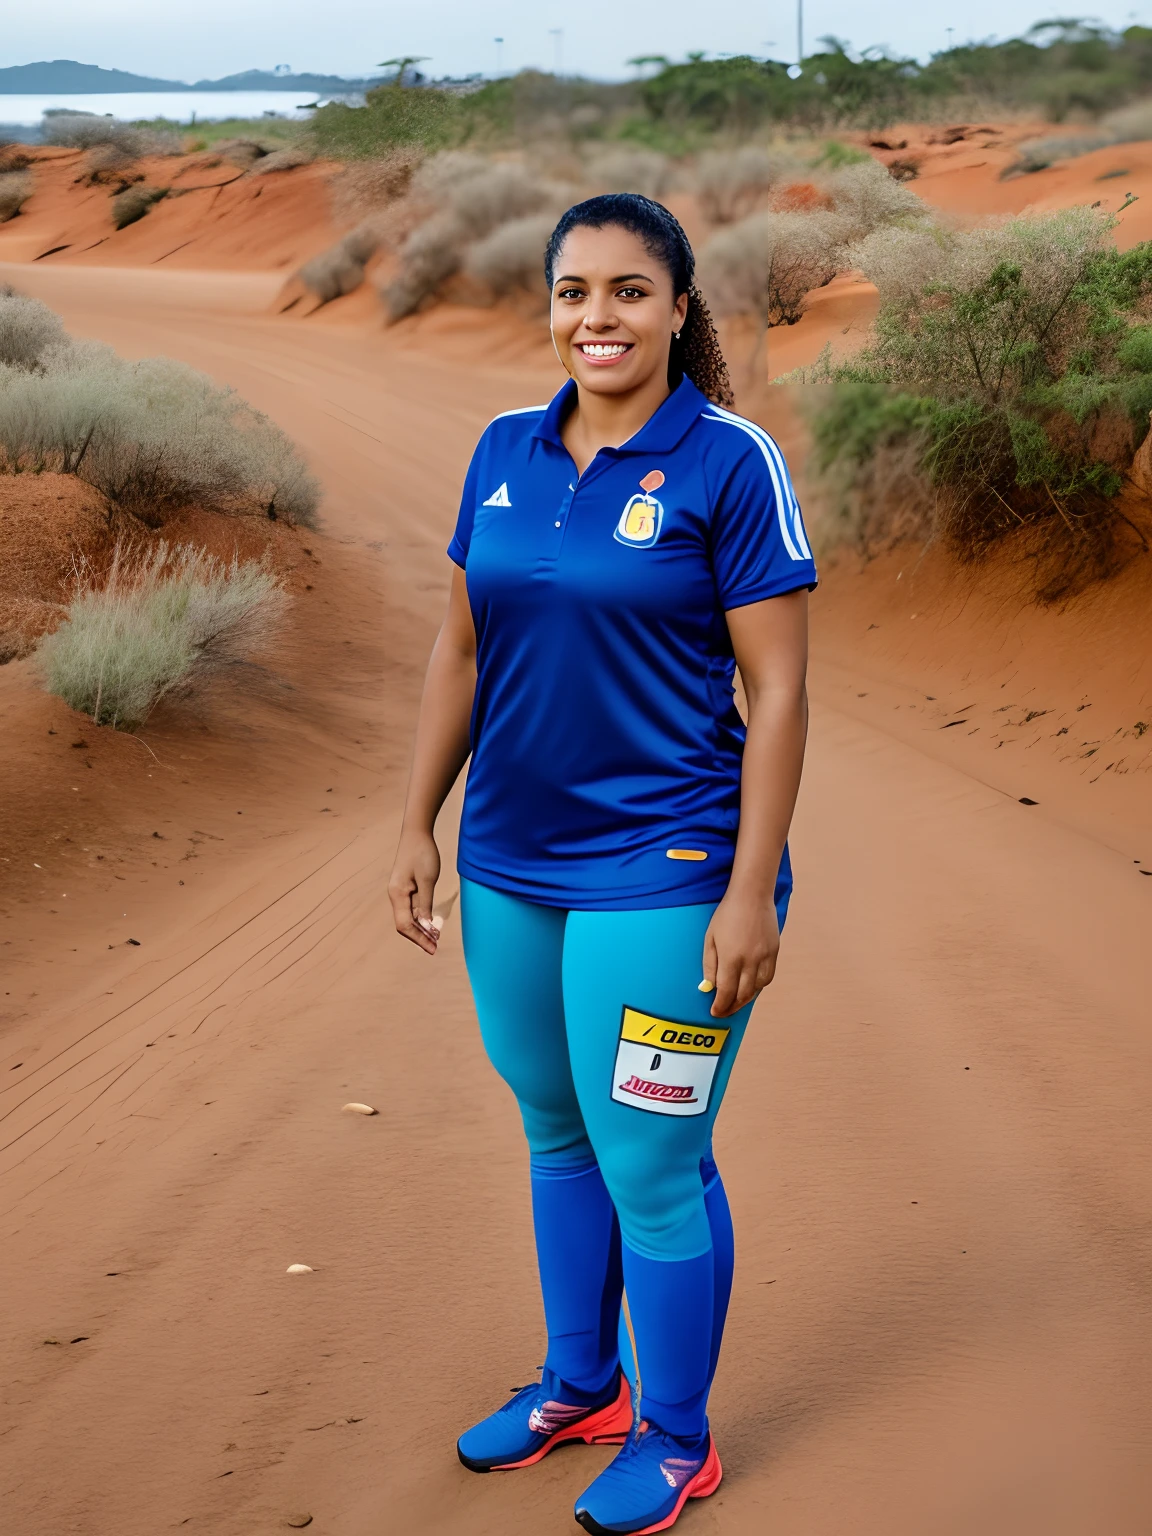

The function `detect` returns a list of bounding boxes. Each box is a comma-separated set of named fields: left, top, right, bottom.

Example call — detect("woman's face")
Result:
left=550, top=225, right=690, bottom=398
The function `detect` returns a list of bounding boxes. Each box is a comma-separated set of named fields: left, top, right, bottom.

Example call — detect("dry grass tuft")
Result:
left=382, top=154, right=563, bottom=319
left=464, top=213, right=554, bottom=300
left=111, top=185, right=168, bottom=229
left=695, top=146, right=803, bottom=224
left=0, top=170, right=32, bottom=222
left=820, top=158, right=927, bottom=240
left=0, top=310, right=320, bottom=527
left=37, top=540, right=288, bottom=729
left=330, top=148, right=425, bottom=221
left=298, top=224, right=382, bottom=304
left=701, top=209, right=849, bottom=328
left=585, top=148, right=671, bottom=198
left=843, top=222, right=955, bottom=302
left=247, top=145, right=313, bottom=176
left=41, top=114, right=181, bottom=157
left=0, top=291, right=68, bottom=369
left=383, top=213, right=467, bottom=319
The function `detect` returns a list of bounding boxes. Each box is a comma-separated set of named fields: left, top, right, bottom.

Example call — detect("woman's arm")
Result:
left=703, top=587, right=809, bottom=1018
left=388, top=565, right=477, bottom=955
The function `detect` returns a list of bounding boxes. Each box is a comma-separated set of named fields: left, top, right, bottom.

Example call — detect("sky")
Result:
left=4, top=2, right=1152, bottom=83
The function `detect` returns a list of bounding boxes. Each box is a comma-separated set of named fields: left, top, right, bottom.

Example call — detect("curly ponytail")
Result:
left=676, top=284, right=734, bottom=410
left=544, top=194, right=734, bottom=410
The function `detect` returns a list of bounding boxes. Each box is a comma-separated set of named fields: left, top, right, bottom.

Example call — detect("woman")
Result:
left=389, top=193, right=815, bottom=1536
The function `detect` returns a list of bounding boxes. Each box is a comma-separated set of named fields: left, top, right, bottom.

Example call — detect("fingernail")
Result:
left=697, top=979, right=715, bottom=993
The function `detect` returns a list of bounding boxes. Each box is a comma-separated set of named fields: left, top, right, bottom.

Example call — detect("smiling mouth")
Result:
left=578, top=342, right=633, bottom=362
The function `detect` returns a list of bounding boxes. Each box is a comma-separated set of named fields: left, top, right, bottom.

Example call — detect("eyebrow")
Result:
left=554, top=272, right=657, bottom=285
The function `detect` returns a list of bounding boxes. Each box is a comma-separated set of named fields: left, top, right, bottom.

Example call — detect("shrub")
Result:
left=215, top=138, right=269, bottom=169
left=247, top=145, right=313, bottom=176
left=811, top=139, right=871, bottom=170
left=310, top=83, right=462, bottom=159
left=0, top=170, right=31, bottom=222
left=383, top=212, right=467, bottom=319
left=0, top=338, right=320, bottom=526
left=37, top=541, right=288, bottom=729
left=298, top=224, right=381, bottom=304
left=330, top=148, right=425, bottom=222
left=820, top=158, right=927, bottom=239
left=843, top=221, right=954, bottom=302
left=41, top=113, right=181, bottom=157
left=465, top=214, right=555, bottom=299
left=443, top=161, right=553, bottom=239
left=410, top=151, right=489, bottom=203
left=1014, top=100, right=1152, bottom=173
left=383, top=157, right=561, bottom=318
left=803, top=207, right=1152, bottom=598
left=0, top=291, right=67, bottom=368
left=694, top=146, right=802, bottom=224
left=84, top=143, right=139, bottom=183
left=111, top=185, right=168, bottom=229
left=585, top=148, right=671, bottom=198
left=701, top=209, right=849, bottom=328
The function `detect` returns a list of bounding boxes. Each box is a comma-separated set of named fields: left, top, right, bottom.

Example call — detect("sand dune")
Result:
left=1, top=126, right=1151, bottom=1534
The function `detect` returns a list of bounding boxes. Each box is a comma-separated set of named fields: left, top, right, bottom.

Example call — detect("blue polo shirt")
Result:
left=448, top=376, right=816, bottom=910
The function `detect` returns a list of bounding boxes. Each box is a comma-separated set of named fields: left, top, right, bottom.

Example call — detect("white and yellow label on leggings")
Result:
left=611, top=1007, right=730, bottom=1118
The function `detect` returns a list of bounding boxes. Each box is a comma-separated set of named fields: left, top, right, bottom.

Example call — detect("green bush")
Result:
left=37, top=542, right=287, bottom=730
left=310, top=83, right=463, bottom=158
left=802, top=207, right=1152, bottom=599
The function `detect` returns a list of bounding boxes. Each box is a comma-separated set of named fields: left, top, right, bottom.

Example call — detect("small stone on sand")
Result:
left=341, top=1102, right=378, bottom=1115
left=286, top=1264, right=314, bottom=1274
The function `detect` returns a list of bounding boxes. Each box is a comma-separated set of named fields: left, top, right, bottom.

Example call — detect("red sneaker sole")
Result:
left=584, top=1439, right=723, bottom=1535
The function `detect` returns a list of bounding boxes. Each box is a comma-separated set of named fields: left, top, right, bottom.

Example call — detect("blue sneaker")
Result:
left=457, top=1370, right=632, bottom=1473
left=574, top=1418, right=722, bottom=1534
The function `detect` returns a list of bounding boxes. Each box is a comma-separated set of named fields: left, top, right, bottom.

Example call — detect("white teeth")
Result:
left=582, top=343, right=628, bottom=358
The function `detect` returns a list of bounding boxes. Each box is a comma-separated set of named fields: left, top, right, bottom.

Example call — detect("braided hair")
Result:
left=544, top=194, right=735, bottom=410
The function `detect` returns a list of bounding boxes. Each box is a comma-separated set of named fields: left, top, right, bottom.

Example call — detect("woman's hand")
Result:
left=701, top=891, right=780, bottom=1018
left=389, top=829, right=442, bottom=955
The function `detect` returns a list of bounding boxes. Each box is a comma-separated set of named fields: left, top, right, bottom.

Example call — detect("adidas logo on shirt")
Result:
left=482, top=482, right=512, bottom=507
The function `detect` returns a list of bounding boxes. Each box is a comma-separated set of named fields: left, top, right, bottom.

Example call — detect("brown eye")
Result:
left=617, top=286, right=645, bottom=299
left=557, top=287, right=584, bottom=300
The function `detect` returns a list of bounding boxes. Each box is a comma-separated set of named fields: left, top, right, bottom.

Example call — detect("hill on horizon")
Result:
left=0, top=59, right=383, bottom=94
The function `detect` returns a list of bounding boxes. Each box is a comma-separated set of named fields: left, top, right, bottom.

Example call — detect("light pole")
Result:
left=797, top=0, right=804, bottom=66
left=550, top=27, right=564, bottom=76
left=494, top=36, right=504, bottom=76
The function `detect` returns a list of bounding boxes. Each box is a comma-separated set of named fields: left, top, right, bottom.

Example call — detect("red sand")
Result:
left=1, top=124, right=1151, bottom=1534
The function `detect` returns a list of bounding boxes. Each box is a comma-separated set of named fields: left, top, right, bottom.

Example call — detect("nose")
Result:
left=581, top=292, right=618, bottom=333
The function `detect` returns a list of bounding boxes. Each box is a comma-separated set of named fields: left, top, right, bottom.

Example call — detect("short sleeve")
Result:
left=709, top=430, right=817, bottom=609
left=447, top=439, right=484, bottom=568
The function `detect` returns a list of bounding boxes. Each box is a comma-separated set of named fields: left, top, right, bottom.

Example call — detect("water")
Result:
left=0, top=91, right=338, bottom=131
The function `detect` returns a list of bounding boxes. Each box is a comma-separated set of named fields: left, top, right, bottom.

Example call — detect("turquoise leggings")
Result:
left=460, top=877, right=779, bottom=1437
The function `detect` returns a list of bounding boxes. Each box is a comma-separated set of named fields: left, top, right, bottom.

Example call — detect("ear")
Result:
left=673, top=290, right=690, bottom=333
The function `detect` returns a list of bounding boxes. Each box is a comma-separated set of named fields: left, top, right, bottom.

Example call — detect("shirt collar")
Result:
left=533, top=375, right=708, bottom=457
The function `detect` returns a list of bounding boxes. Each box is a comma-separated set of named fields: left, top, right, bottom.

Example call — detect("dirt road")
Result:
left=2, top=267, right=1150, bottom=1536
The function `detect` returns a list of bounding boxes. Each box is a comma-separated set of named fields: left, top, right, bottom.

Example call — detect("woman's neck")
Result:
left=562, top=375, right=673, bottom=477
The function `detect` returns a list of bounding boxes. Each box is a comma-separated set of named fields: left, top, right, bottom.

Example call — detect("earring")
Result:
left=673, top=331, right=682, bottom=341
